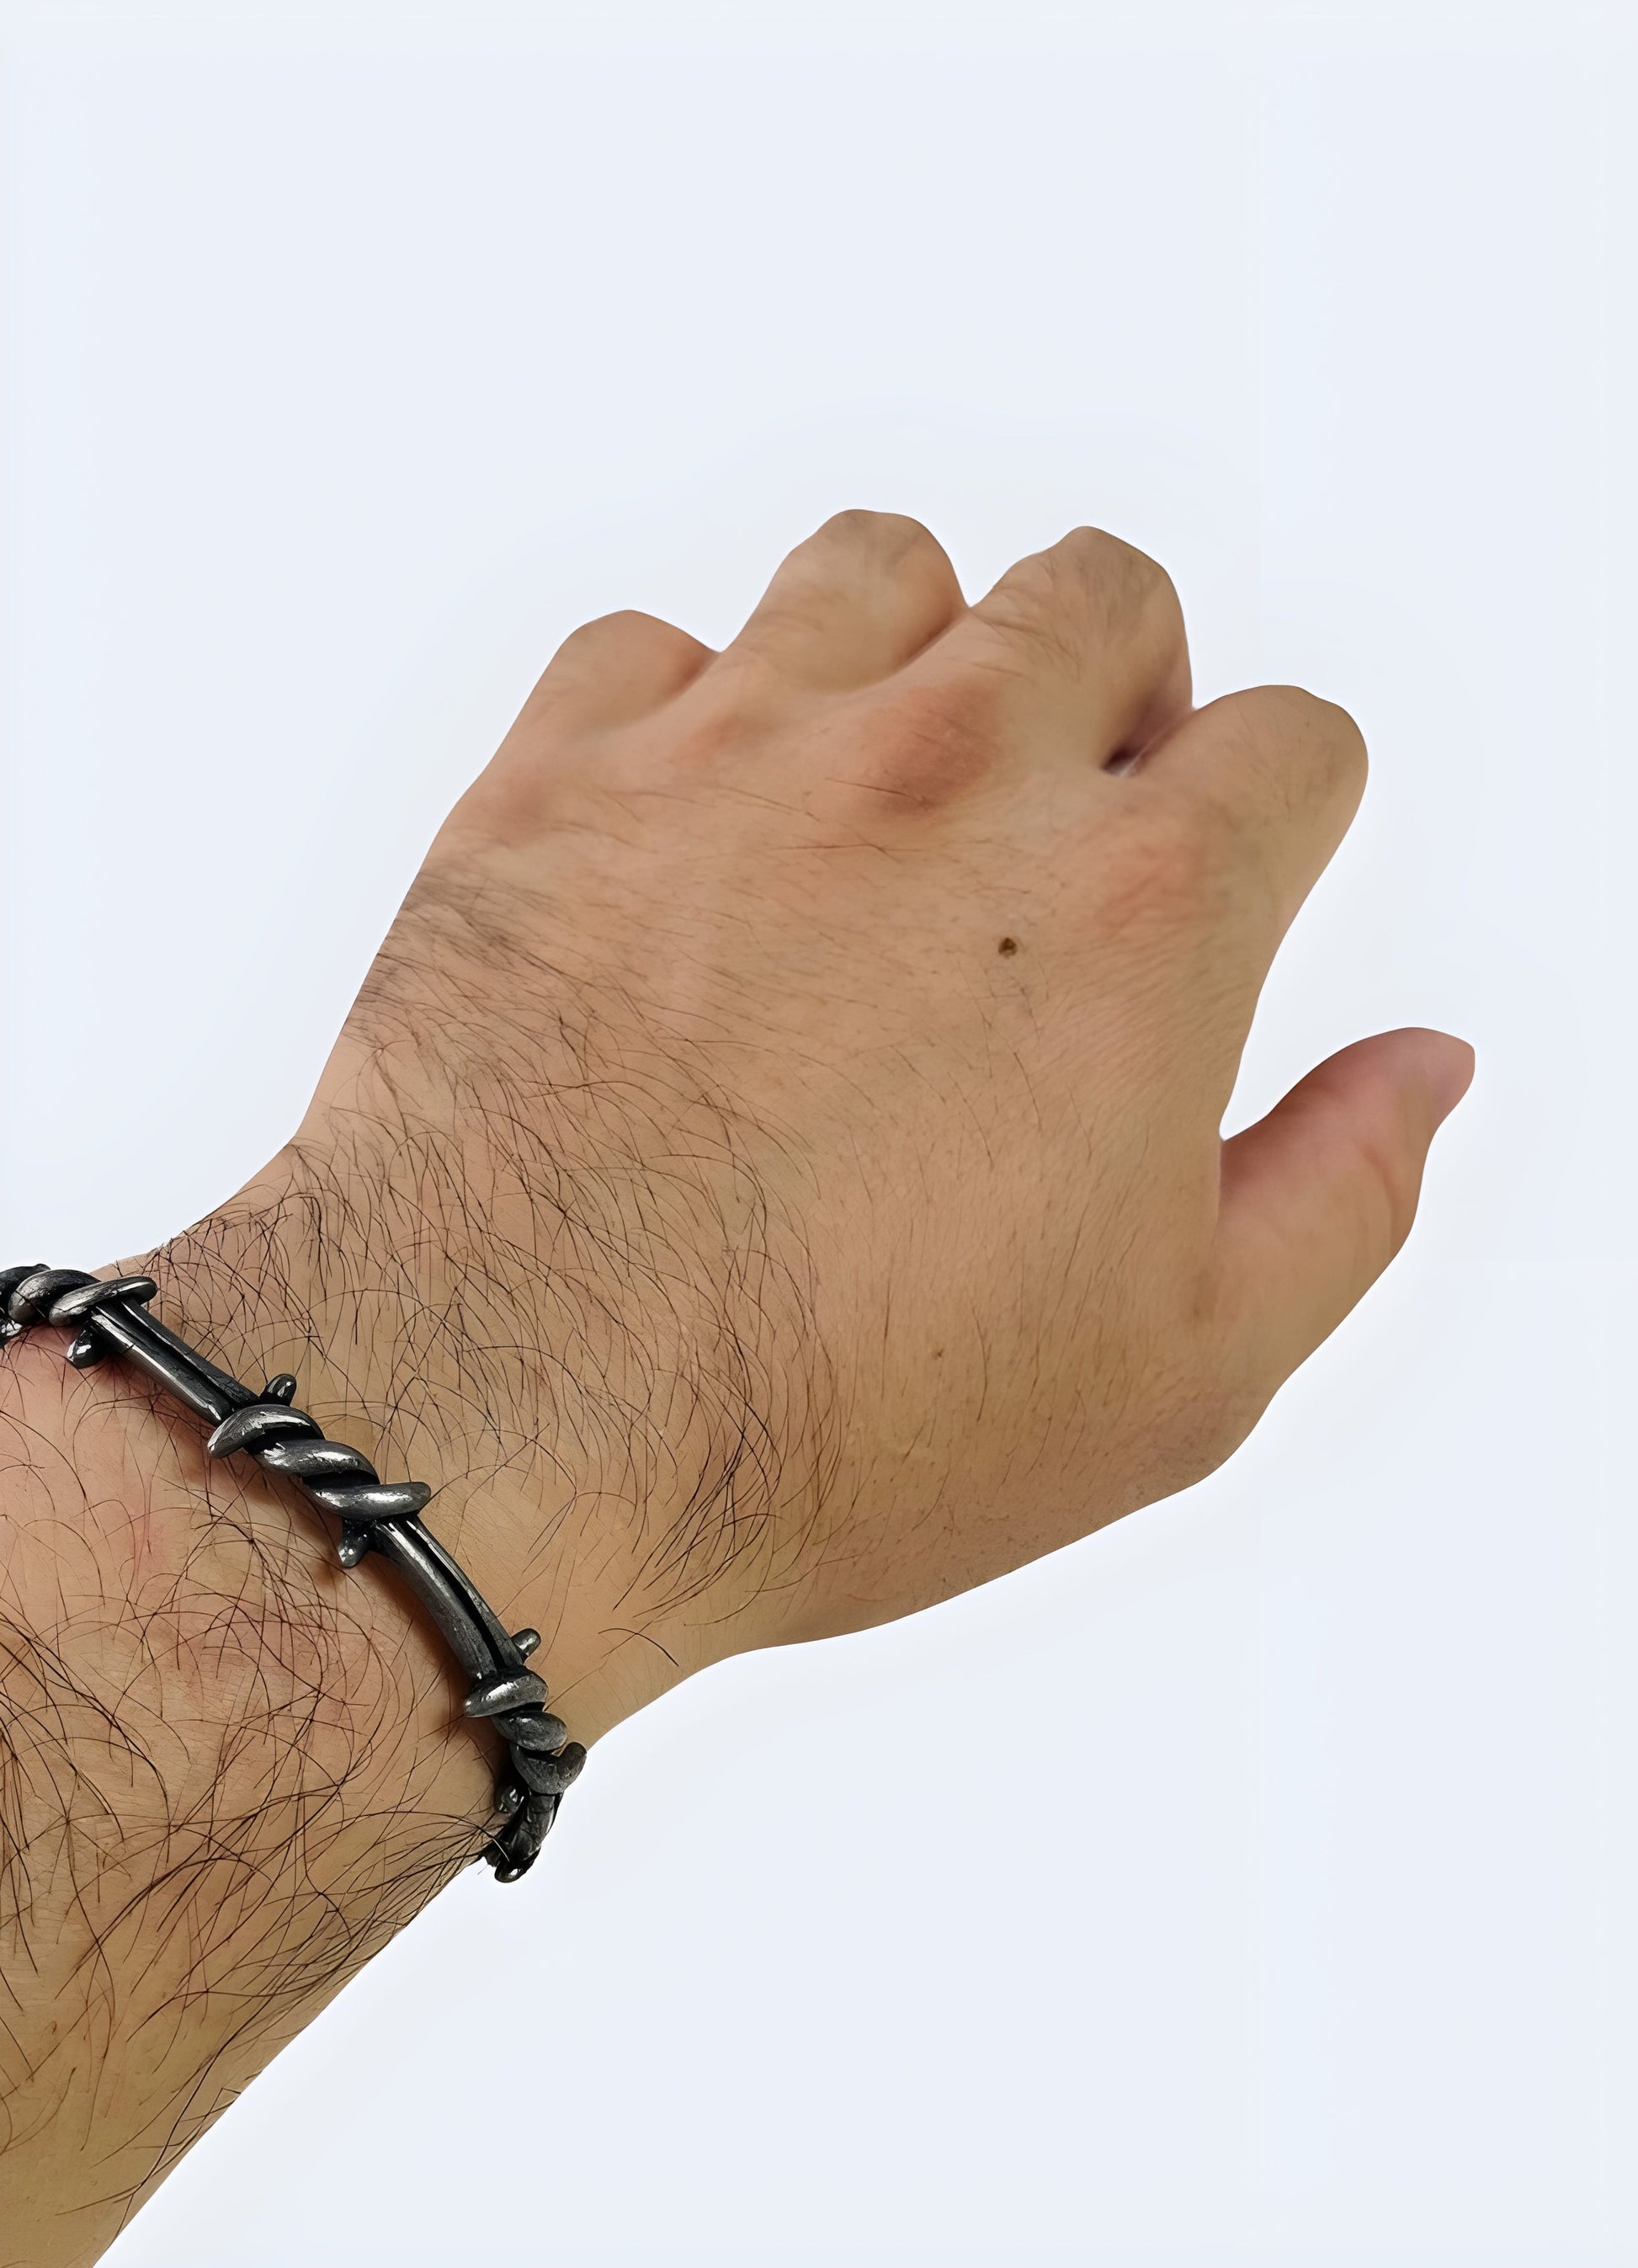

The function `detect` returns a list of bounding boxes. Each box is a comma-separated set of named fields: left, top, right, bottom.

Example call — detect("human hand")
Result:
left=195, top=510, right=1472, bottom=1736
left=1, top=514, right=1473, bottom=2266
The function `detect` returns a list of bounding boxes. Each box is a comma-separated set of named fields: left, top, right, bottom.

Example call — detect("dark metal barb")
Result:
left=1, top=1263, right=579, bottom=1881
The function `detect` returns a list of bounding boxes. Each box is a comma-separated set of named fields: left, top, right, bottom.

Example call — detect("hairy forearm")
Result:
left=0, top=937, right=833, bottom=2265
left=0, top=1227, right=498, bottom=2266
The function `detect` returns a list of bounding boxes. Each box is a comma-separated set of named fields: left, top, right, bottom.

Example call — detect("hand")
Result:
left=193, top=510, right=1472, bottom=1734
left=1, top=513, right=1472, bottom=2266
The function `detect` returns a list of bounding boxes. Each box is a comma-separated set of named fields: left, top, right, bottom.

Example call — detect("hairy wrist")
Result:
left=222, top=862, right=843, bottom=1696
left=0, top=1305, right=498, bottom=2260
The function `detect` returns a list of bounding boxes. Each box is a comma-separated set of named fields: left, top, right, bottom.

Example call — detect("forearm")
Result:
left=0, top=1158, right=668, bottom=2265
left=0, top=1225, right=489, bottom=2265
left=0, top=949, right=838, bottom=2266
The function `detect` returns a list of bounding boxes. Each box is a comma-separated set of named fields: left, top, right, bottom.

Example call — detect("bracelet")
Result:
left=0, top=1263, right=584, bottom=1882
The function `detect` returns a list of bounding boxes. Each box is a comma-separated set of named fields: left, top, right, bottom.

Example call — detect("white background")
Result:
left=3, top=3, right=1635, bottom=2262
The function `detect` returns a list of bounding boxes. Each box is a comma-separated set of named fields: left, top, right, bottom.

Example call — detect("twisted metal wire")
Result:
left=0, top=1263, right=584, bottom=1881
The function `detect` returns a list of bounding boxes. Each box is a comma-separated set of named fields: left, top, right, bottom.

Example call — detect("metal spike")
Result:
left=511, top=1741, right=586, bottom=1796
left=497, top=1710, right=569, bottom=1755
left=464, top=1669, right=550, bottom=1718
left=207, top=1403, right=319, bottom=1458
left=10, top=1268, right=93, bottom=1324
left=303, top=1477, right=430, bottom=1520
left=50, top=1275, right=157, bottom=1323
left=487, top=1792, right=559, bottom=1877
left=256, top=1438, right=378, bottom=1482
left=0, top=1266, right=47, bottom=1315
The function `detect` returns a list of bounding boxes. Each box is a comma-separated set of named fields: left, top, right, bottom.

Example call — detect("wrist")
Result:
left=109, top=1179, right=630, bottom=1748
left=202, top=920, right=839, bottom=1712
left=121, top=1095, right=761, bottom=1749
left=0, top=1293, right=498, bottom=1884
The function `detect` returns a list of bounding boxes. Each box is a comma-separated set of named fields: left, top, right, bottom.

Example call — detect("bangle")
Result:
left=0, top=1263, right=584, bottom=1882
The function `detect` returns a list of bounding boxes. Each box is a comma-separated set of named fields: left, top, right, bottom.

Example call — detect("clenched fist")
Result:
left=206, top=509, right=1472, bottom=1728
left=1, top=513, right=1470, bottom=2265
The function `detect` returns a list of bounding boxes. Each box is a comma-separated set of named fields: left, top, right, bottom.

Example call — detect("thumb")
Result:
left=1216, top=1027, right=1475, bottom=1383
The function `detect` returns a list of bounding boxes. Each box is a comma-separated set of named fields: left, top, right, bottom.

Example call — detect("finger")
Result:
left=1126, top=684, right=1368, bottom=950
left=522, top=610, right=715, bottom=732
left=721, top=510, right=965, bottom=692
left=1215, top=1028, right=1475, bottom=1390
left=915, top=526, right=1191, bottom=765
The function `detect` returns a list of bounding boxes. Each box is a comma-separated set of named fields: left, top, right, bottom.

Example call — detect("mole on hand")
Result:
left=997, top=936, right=1019, bottom=956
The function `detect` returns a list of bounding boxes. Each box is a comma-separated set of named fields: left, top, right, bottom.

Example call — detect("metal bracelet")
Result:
left=0, top=1263, right=583, bottom=1882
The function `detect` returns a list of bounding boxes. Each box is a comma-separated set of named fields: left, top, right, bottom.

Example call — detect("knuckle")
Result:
left=816, top=508, right=944, bottom=564
left=981, top=529, right=1183, bottom=677
left=1056, top=527, right=1180, bottom=623
left=543, top=609, right=695, bottom=683
left=554, top=607, right=661, bottom=655
left=822, top=674, right=1001, bottom=817
left=1216, top=684, right=1369, bottom=812
left=511, top=609, right=712, bottom=759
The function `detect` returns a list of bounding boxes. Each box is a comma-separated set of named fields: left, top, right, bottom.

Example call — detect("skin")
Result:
left=0, top=514, right=1471, bottom=2265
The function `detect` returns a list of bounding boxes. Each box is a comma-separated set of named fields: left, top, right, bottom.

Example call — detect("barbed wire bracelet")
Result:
left=0, top=1263, right=584, bottom=1882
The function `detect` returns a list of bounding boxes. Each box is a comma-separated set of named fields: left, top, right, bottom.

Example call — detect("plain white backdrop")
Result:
left=3, top=3, right=1635, bottom=2262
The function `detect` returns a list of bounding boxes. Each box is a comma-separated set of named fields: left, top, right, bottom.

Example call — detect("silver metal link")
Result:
left=0, top=1262, right=583, bottom=1881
